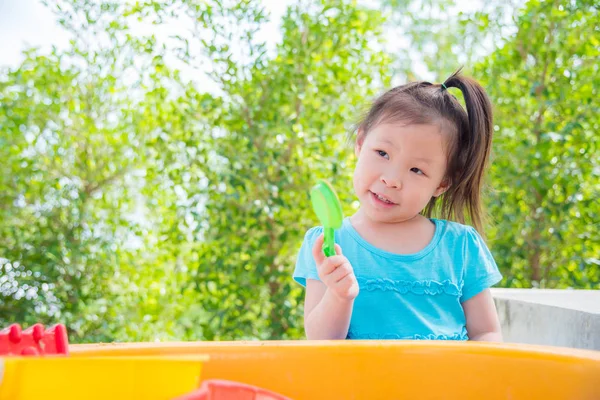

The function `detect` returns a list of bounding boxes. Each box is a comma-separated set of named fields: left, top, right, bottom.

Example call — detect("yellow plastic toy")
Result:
left=69, top=340, right=600, bottom=400
left=0, top=356, right=207, bottom=400
left=1, top=324, right=600, bottom=399
left=1, top=339, right=600, bottom=399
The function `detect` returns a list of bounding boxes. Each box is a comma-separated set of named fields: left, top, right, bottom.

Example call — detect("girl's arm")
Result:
left=303, top=234, right=359, bottom=340
left=463, top=289, right=503, bottom=342
left=304, top=279, right=355, bottom=340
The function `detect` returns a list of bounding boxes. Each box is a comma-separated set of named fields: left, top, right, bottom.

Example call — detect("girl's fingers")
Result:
left=312, top=234, right=344, bottom=261
left=330, top=262, right=353, bottom=283
left=311, top=234, right=325, bottom=265
left=334, top=243, right=343, bottom=255
left=318, top=255, right=347, bottom=276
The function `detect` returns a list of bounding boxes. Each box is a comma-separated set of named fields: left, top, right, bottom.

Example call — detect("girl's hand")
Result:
left=311, top=234, right=359, bottom=301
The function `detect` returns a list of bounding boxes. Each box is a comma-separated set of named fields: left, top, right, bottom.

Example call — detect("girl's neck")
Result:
left=349, top=208, right=435, bottom=254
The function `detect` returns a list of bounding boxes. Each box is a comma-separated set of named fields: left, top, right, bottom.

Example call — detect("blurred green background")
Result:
left=0, top=0, right=598, bottom=343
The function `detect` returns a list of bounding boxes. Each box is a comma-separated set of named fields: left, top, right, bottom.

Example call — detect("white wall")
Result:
left=492, top=289, right=600, bottom=350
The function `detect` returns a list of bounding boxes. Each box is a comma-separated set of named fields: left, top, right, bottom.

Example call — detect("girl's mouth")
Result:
left=369, top=191, right=397, bottom=207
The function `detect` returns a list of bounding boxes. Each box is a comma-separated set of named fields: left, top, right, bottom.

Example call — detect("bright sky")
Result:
left=0, top=0, right=290, bottom=71
left=0, top=0, right=70, bottom=68
left=0, top=1, right=502, bottom=85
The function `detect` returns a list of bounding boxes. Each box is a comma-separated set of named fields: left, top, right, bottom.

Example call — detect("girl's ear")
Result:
left=433, top=179, right=451, bottom=197
left=355, top=129, right=365, bottom=157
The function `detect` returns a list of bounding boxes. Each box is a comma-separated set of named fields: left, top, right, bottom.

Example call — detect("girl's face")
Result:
left=353, top=122, right=450, bottom=225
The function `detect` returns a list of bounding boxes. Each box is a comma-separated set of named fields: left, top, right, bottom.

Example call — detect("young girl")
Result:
left=294, top=69, right=503, bottom=341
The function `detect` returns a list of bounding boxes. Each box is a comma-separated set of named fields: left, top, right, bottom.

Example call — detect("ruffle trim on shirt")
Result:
left=357, top=278, right=462, bottom=297
left=347, top=330, right=468, bottom=341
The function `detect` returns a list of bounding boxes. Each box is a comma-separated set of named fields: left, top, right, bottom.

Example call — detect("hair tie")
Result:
left=441, top=83, right=448, bottom=91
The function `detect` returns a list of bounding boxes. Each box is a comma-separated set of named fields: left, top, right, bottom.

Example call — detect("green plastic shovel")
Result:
left=310, top=180, right=344, bottom=257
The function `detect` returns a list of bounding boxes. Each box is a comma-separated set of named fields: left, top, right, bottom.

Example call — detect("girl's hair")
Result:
left=354, top=68, right=493, bottom=234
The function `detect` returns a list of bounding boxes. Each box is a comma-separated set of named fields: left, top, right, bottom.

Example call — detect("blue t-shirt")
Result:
left=293, top=218, right=502, bottom=340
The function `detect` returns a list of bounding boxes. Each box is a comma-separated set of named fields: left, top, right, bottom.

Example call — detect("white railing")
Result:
left=492, top=288, right=600, bottom=350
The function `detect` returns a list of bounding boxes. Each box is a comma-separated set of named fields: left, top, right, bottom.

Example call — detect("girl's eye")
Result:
left=376, top=150, right=389, bottom=159
left=411, top=167, right=425, bottom=176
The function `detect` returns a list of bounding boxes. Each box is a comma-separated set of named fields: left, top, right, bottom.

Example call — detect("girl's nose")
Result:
left=380, top=175, right=401, bottom=189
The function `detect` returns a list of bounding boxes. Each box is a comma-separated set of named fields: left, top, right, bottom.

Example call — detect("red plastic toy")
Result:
left=0, top=323, right=69, bottom=356
left=174, top=379, right=291, bottom=400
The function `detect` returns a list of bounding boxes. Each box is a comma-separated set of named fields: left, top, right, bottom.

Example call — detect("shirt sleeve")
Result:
left=293, top=226, right=323, bottom=287
left=460, top=226, right=503, bottom=303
